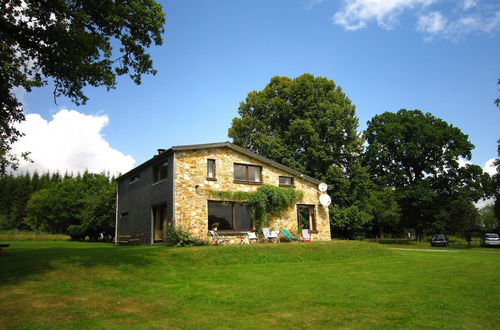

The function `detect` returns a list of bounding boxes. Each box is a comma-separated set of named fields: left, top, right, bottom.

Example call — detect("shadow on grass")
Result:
left=371, top=239, right=414, bottom=245
left=0, top=241, right=162, bottom=286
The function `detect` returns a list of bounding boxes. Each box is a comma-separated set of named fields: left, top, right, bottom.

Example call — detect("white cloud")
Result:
left=10, top=109, right=135, bottom=175
left=332, top=0, right=500, bottom=40
left=333, top=0, right=435, bottom=31
left=305, top=0, right=323, bottom=10
left=482, top=158, right=498, bottom=176
left=475, top=197, right=494, bottom=210
left=417, top=11, right=446, bottom=34
left=462, top=0, right=477, bottom=11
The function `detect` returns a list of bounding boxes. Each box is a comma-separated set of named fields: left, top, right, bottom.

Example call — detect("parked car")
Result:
left=430, top=234, right=448, bottom=247
left=481, top=233, right=500, bottom=247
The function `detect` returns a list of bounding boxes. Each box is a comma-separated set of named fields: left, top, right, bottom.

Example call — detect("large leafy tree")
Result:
left=228, top=74, right=372, bottom=238
left=364, top=109, right=491, bottom=235
left=0, top=0, right=165, bottom=173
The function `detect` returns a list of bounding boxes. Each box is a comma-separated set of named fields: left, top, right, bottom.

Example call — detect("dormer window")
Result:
left=153, top=161, right=168, bottom=183
left=129, top=174, right=140, bottom=183
left=207, top=159, right=216, bottom=180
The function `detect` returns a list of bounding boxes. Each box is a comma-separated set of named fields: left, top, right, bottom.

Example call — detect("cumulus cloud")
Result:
left=10, top=109, right=135, bottom=175
left=332, top=0, right=500, bottom=40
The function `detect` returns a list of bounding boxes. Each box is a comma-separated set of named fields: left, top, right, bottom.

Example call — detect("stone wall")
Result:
left=174, top=147, right=331, bottom=242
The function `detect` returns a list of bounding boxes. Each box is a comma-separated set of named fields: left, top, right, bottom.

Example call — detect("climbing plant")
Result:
left=208, top=184, right=303, bottom=229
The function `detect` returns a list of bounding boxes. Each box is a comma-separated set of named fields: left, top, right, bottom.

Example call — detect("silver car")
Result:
left=481, top=233, right=500, bottom=247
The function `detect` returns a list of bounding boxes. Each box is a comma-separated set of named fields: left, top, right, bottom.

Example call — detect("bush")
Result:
left=67, top=225, right=86, bottom=241
left=166, top=225, right=206, bottom=247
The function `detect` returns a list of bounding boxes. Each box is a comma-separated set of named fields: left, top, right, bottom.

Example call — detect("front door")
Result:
left=152, top=204, right=167, bottom=243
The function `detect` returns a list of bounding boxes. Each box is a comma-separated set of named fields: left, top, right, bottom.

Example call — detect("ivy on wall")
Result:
left=208, top=184, right=303, bottom=229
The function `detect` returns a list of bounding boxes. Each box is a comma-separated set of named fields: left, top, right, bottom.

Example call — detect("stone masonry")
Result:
left=174, top=147, right=331, bottom=242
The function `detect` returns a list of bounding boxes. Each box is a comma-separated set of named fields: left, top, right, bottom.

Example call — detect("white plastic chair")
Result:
left=209, top=230, right=227, bottom=245
left=247, top=232, right=259, bottom=244
left=301, top=229, right=311, bottom=242
left=262, top=228, right=280, bottom=243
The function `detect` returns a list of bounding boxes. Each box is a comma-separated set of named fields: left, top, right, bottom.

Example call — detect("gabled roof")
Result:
left=117, top=142, right=322, bottom=185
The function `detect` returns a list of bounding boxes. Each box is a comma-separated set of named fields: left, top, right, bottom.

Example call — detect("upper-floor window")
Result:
left=207, top=159, right=216, bottom=180
left=129, top=174, right=140, bottom=183
left=153, top=161, right=168, bottom=183
left=234, top=163, right=262, bottom=184
left=279, top=176, right=294, bottom=187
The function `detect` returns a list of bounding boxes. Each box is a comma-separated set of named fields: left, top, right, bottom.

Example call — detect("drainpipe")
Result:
left=114, top=188, right=119, bottom=245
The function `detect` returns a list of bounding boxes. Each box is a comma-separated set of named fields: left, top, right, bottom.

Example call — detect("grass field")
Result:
left=0, top=240, right=499, bottom=329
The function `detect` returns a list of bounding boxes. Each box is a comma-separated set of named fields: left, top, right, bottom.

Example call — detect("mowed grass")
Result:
left=0, top=240, right=499, bottom=329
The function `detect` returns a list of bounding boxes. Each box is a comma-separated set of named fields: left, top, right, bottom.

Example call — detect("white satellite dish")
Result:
left=318, top=182, right=328, bottom=192
left=319, top=194, right=331, bottom=207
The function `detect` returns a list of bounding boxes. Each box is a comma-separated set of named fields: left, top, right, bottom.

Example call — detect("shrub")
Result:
left=67, top=225, right=86, bottom=241
left=166, top=225, right=206, bottom=247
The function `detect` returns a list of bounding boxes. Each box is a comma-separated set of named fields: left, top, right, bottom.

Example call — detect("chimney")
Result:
left=157, top=148, right=166, bottom=155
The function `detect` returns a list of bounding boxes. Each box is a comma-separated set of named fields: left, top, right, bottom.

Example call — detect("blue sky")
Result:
left=14, top=0, right=500, bottom=175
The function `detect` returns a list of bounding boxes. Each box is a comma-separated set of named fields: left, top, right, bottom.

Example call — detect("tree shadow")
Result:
left=375, top=239, right=414, bottom=245
left=0, top=242, right=163, bottom=286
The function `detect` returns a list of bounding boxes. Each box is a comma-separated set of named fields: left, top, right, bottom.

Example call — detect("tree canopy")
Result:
left=364, top=109, right=474, bottom=187
left=364, top=109, right=491, bottom=235
left=228, top=73, right=380, bottom=238
left=228, top=74, right=362, bottom=181
left=0, top=0, right=165, bottom=173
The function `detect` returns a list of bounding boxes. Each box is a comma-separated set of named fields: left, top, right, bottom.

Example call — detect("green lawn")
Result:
left=0, top=240, right=499, bottom=329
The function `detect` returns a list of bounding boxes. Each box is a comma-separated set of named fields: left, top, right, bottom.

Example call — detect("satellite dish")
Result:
left=318, top=182, right=328, bottom=192
left=319, top=194, right=331, bottom=207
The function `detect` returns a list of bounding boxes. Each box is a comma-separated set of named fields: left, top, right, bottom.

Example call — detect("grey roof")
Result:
left=117, top=141, right=322, bottom=185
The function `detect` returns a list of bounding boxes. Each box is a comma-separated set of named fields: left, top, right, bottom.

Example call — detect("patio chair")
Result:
left=262, top=228, right=280, bottom=243
left=209, top=230, right=227, bottom=245
left=301, top=229, right=311, bottom=242
left=247, top=232, right=259, bottom=244
left=281, top=229, right=298, bottom=241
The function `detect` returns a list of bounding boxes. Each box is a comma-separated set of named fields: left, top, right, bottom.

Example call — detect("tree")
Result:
left=25, top=172, right=116, bottom=236
left=1, top=0, right=165, bottom=173
left=228, top=74, right=372, bottom=238
left=365, top=187, right=400, bottom=238
left=364, top=109, right=490, bottom=235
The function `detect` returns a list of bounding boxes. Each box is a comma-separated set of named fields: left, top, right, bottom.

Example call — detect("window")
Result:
left=129, top=174, right=140, bottom=183
left=208, top=201, right=252, bottom=231
left=233, top=163, right=262, bottom=183
left=153, top=161, right=168, bottom=183
left=297, top=205, right=317, bottom=232
left=279, top=176, right=294, bottom=187
left=207, top=159, right=216, bottom=180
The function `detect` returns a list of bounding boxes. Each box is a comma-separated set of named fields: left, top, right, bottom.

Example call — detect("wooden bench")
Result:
left=0, top=243, right=10, bottom=256
left=117, top=233, right=144, bottom=245
left=117, top=235, right=132, bottom=245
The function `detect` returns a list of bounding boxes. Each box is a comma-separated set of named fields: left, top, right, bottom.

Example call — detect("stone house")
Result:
left=115, top=142, right=331, bottom=244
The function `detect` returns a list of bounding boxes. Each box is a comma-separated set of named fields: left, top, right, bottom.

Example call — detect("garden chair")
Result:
left=301, top=229, right=311, bottom=242
left=262, top=228, right=279, bottom=243
left=209, top=230, right=227, bottom=245
left=281, top=229, right=298, bottom=241
left=246, top=232, right=259, bottom=244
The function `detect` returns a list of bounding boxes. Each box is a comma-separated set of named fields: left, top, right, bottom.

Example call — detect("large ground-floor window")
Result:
left=208, top=201, right=252, bottom=231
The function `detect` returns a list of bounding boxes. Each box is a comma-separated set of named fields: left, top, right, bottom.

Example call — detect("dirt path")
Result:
left=388, top=248, right=500, bottom=254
